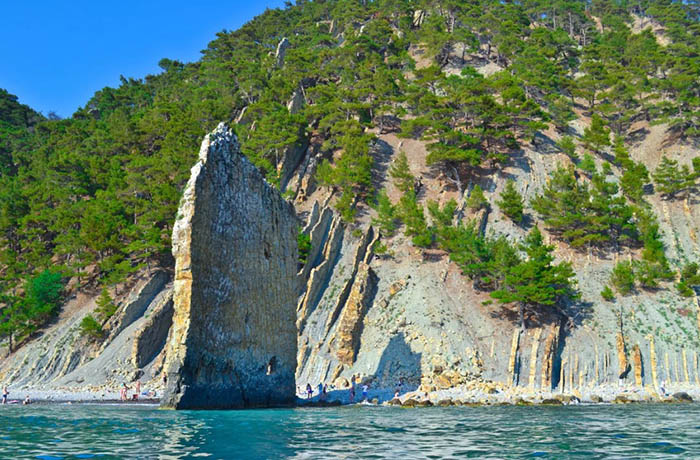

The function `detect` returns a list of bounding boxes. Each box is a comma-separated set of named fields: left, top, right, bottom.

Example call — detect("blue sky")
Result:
left=0, top=1, right=287, bottom=117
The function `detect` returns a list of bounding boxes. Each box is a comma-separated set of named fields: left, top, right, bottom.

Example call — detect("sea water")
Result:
left=0, top=403, right=698, bottom=458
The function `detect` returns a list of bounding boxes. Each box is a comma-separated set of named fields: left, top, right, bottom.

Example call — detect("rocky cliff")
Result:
left=290, top=121, right=700, bottom=402
left=161, top=123, right=299, bottom=409
left=1, top=7, right=699, bottom=407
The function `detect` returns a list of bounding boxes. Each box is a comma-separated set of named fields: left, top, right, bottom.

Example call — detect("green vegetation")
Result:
left=466, top=185, right=488, bottom=211
left=610, top=261, right=636, bottom=296
left=601, top=285, right=615, bottom=302
left=79, top=315, right=105, bottom=340
left=389, top=151, right=414, bottom=194
left=531, top=165, right=638, bottom=251
left=557, top=136, right=577, bottom=160
left=652, top=156, right=699, bottom=199
left=95, top=287, right=117, bottom=321
left=677, top=262, right=700, bottom=298
left=578, top=153, right=597, bottom=176
left=497, top=180, right=524, bottom=224
left=297, top=228, right=312, bottom=266
left=371, top=189, right=398, bottom=235
left=582, top=114, right=610, bottom=152
left=0, top=270, right=64, bottom=351
left=490, top=227, right=578, bottom=330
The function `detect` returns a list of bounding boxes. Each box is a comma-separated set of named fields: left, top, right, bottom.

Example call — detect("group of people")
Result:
left=2, top=386, right=31, bottom=405
left=302, top=377, right=374, bottom=403
left=120, top=381, right=143, bottom=401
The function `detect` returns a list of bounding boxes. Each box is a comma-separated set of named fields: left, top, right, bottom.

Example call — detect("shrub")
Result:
left=371, top=189, right=398, bottom=235
left=95, top=287, right=117, bottom=321
left=601, top=285, right=615, bottom=302
left=467, top=185, right=488, bottom=211
left=297, top=229, right=312, bottom=266
left=79, top=315, right=104, bottom=339
left=610, top=261, right=635, bottom=295
left=497, top=180, right=524, bottom=223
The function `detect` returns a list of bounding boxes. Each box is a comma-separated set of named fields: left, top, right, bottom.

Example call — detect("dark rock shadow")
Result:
left=532, top=132, right=560, bottom=155
left=627, top=127, right=650, bottom=145
left=370, top=138, right=393, bottom=191
left=507, top=148, right=531, bottom=175
left=487, top=297, right=592, bottom=332
left=296, top=332, right=422, bottom=405
left=373, top=332, right=422, bottom=391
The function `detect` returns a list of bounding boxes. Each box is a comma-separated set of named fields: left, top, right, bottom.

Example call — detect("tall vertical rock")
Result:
left=161, top=123, right=299, bottom=410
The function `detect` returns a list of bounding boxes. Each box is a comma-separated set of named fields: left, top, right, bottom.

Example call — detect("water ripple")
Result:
left=0, top=404, right=699, bottom=458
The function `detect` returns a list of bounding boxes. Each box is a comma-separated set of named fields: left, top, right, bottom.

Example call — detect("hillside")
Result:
left=1, top=0, right=700, bottom=402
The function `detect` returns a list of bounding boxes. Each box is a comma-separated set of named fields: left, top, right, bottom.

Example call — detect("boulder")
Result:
left=555, top=394, right=581, bottom=404
left=672, top=392, right=693, bottom=402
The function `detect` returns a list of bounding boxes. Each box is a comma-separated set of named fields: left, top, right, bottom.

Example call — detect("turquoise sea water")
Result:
left=0, top=403, right=699, bottom=459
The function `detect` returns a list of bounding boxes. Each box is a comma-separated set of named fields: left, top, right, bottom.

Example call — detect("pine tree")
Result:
left=467, top=185, right=488, bottom=211
left=397, top=191, right=432, bottom=247
left=497, top=180, right=524, bottom=223
left=652, top=156, right=697, bottom=199
left=582, top=114, right=611, bottom=152
left=372, top=189, right=398, bottom=235
left=490, top=227, right=578, bottom=330
left=610, top=261, right=635, bottom=295
left=95, top=287, right=117, bottom=321
left=578, top=153, right=597, bottom=176
left=389, top=151, right=414, bottom=194
left=558, top=136, right=577, bottom=159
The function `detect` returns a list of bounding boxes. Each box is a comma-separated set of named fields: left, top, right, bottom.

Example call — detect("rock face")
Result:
left=275, top=37, right=290, bottom=68
left=161, top=123, right=299, bottom=410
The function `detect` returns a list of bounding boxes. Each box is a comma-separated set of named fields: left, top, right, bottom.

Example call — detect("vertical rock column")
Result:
left=161, top=123, right=299, bottom=410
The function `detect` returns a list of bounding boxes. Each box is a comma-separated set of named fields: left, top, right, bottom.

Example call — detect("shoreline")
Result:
left=3, top=383, right=698, bottom=408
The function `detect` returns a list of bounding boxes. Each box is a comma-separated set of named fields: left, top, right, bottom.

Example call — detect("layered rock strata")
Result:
left=161, top=123, right=299, bottom=410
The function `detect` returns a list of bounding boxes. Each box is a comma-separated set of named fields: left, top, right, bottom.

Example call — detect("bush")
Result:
left=371, top=189, right=398, bottom=235
left=601, top=285, right=615, bottom=302
left=610, top=261, right=635, bottom=295
left=297, top=228, right=312, bottom=266
left=578, top=153, right=597, bottom=176
left=558, top=136, right=577, bottom=159
left=22, top=270, right=64, bottom=328
left=467, top=185, right=488, bottom=211
left=95, top=287, right=117, bottom=321
left=497, top=180, right=524, bottom=223
left=79, top=315, right=104, bottom=339
left=398, top=191, right=432, bottom=248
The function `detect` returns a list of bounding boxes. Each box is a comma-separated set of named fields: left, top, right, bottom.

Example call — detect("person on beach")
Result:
left=318, top=382, right=323, bottom=399
left=349, top=384, right=355, bottom=403
left=2, top=386, right=8, bottom=404
left=134, top=381, right=141, bottom=401
left=362, top=384, right=369, bottom=401
left=306, top=383, right=313, bottom=399
left=120, top=383, right=128, bottom=402
left=321, top=384, right=328, bottom=401
left=22, top=395, right=30, bottom=405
